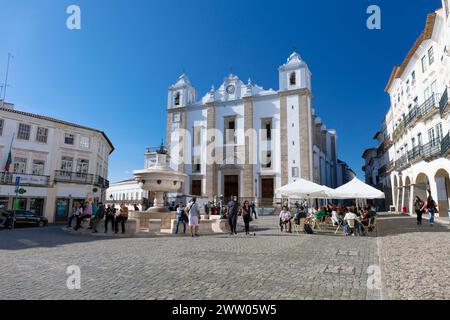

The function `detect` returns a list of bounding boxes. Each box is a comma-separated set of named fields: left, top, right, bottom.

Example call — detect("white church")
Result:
left=165, top=52, right=350, bottom=205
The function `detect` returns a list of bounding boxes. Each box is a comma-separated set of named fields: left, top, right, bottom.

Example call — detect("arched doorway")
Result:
left=404, top=176, right=412, bottom=214
left=413, top=173, right=430, bottom=205
left=434, top=169, right=450, bottom=218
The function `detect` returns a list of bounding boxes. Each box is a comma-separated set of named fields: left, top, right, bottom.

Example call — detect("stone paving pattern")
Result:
left=0, top=215, right=448, bottom=300
left=377, top=216, right=450, bottom=300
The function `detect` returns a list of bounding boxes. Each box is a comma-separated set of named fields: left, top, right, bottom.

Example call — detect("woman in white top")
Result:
left=343, top=208, right=361, bottom=236
left=331, top=209, right=341, bottom=226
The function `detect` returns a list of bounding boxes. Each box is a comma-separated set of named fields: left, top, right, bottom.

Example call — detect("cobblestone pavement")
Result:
left=377, top=215, right=450, bottom=300
left=0, top=216, right=381, bottom=300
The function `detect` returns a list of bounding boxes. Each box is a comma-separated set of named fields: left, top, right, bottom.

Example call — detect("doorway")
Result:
left=224, top=175, right=239, bottom=199
left=261, top=178, right=274, bottom=199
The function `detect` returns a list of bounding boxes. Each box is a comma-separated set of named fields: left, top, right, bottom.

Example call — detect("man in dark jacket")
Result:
left=104, top=205, right=116, bottom=233
left=227, top=196, right=239, bottom=235
left=91, top=202, right=105, bottom=233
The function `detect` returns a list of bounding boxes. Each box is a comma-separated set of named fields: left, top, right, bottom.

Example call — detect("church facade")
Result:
left=166, top=52, right=346, bottom=204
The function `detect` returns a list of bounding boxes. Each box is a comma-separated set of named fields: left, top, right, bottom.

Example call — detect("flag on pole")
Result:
left=4, top=136, right=13, bottom=172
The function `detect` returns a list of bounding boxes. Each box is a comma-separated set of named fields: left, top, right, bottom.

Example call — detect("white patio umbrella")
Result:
left=276, top=178, right=328, bottom=198
left=330, top=177, right=385, bottom=200
left=309, top=185, right=337, bottom=199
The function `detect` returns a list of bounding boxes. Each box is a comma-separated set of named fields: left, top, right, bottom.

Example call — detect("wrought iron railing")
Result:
left=54, top=171, right=109, bottom=188
left=393, top=94, right=440, bottom=143
left=441, top=133, right=450, bottom=156
left=440, top=87, right=449, bottom=116
left=0, top=172, right=50, bottom=187
left=394, top=154, right=409, bottom=171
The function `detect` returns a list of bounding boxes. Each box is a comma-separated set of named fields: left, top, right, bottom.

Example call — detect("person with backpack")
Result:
left=421, top=194, right=438, bottom=227
left=187, top=197, right=201, bottom=237
left=414, top=196, right=424, bottom=225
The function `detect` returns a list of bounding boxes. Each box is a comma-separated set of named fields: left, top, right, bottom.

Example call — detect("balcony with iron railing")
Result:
left=0, top=172, right=51, bottom=187
left=54, top=171, right=109, bottom=188
left=394, top=154, right=409, bottom=171
left=440, top=87, right=450, bottom=117
left=441, top=133, right=450, bottom=157
left=385, top=160, right=395, bottom=173
left=393, top=94, right=440, bottom=143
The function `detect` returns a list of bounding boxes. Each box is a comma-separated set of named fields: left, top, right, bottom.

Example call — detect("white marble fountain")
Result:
left=133, top=146, right=186, bottom=214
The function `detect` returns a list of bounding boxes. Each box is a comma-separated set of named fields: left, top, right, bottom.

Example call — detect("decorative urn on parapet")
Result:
left=133, top=143, right=186, bottom=214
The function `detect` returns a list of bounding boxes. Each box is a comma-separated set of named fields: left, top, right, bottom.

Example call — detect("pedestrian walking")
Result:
left=227, top=196, right=239, bottom=235
left=175, top=202, right=187, bottom=235
left=421, top=195, right=438, bottom=227
left=187, top=197, right=200, bottom=237
left=414, top=196, right=424, bottom=225
left=241, top=200, right=252, bottom=235
left=250, top=201, right=257, bottom=219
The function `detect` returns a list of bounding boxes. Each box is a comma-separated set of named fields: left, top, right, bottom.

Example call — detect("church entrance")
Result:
left=261, top=178, right=274, bottom=206
left=224, top=175, right=239, bottom=199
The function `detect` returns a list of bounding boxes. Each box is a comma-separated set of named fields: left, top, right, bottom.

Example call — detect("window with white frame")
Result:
left=61, top=156, right=74, bottom=173
left=32, top=160, right=45, bottom=175
left=428, top=127, right=436, bottom=146
left=80, top=136, right=90, bottom=149
left=428, top=46, right=435, bottom=65
left=192, top=156, right=201, bottom=172
left=64, top=133, right=75, bottom=145
left=262, top=151, right=272, bottom=168
left=76, top=159, right=89, bottom=175
left=262, top=118, right=272, bottom=141
left=431, top=80, right=437, bottom=95
left=36, top=127, right=48, bottom=143
left=421, top=55, right=427, bottom=73
left=0, top=119, right=4, bottom=136
left=13, top=157, right=27, bottom=173
left=193, top=126, right=202, bottom=147
left=17, top=123, right=31, bottom=140
left=436, top=122, right=443, bottom=142
left=292, top=167, right=299, bottom=178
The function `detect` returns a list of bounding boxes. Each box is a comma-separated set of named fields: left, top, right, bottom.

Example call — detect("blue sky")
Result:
left=0, top=0, right=443, bottom=182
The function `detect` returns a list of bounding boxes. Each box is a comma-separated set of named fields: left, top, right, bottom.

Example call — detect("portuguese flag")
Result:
left=4, top=137, right=13, bottom=172
left=4, top=148, right=11, bottom=172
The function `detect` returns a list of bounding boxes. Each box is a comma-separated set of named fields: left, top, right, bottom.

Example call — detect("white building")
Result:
left=165, top=52, right=349, bottom=206
left=364, top=2, right=450, bottom=217
left=0, top=103, right=114, bottom=222
left=106, top=147, right=161, bottom=209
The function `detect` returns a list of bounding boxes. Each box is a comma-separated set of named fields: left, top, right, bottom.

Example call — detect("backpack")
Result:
left=304, top=224, right=314, bottom=234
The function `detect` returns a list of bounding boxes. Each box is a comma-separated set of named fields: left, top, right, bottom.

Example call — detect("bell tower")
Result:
left=167, top=73, right=197, bottom=109
left=166, top=73, right=197, bottom=177
left=278, top=52, right=313, bottom=184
